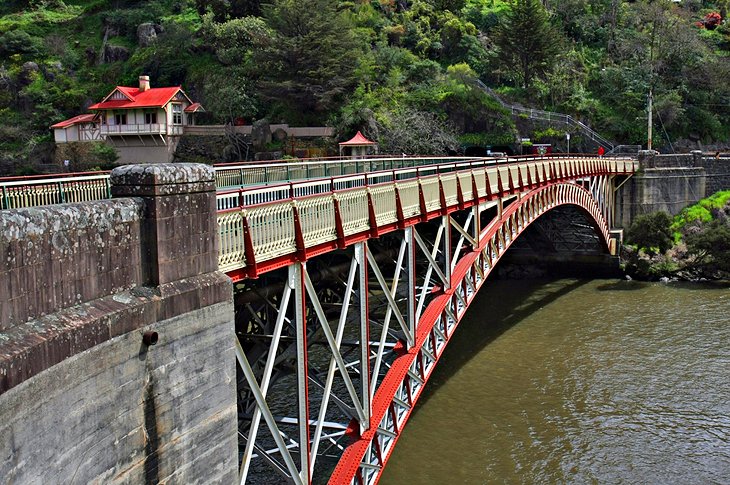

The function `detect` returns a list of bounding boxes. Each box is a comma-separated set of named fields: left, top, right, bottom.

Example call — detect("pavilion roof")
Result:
left=339, top=131, right=377, bottom=146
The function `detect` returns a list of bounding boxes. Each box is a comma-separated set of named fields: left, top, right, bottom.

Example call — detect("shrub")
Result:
left=685, top=219, right=730, bottom=272
left=626, top=211, right=673, bottom=255
left=670, top=190, right=730, bottom=240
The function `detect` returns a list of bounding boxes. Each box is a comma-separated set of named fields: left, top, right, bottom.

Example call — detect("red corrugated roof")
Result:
left=184, top=102, right=204, bottom=113
left=88, top=86, right=185, bottom=110
left=339, top=131, right=377, bottom=146
left=50, top=113, right=98, bottom=129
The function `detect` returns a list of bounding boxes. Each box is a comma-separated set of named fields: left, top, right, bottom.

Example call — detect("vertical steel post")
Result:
left=442, top=215, right=452, bottom=288
left=355, top=242, right=371, bottom=434
left=292, top=263, right=311, bottom=484
left=405, top=226, right=417, bottom=339
left=472, top=205, right=481, bottom=249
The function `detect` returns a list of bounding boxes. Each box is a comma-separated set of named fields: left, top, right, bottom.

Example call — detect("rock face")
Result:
left=272, top=127, right=288, bottom=142
left=251, top=119, right=272, bottom=151
left=102, top=44, right=130, bottom=63
left=137, top=23, right=163, bottom=47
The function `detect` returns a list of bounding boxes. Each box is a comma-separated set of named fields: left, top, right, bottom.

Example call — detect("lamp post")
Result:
left=566, top=133, right=570, bottom=154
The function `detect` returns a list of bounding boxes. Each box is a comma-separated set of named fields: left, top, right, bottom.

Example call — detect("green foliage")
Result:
left=671, top=190, right=730, bottom=239
left=533, top=127, right=563, bottom=141
left=459, top=131, right=514, bottom=146
left=0, top=29, right=43, bottom=57
left=1, top=0, right=730, bottom=171
left=462, top=0, right=509, bottom=33
left=494, top=0, right=562, bottom=89
left=90, top=141, right=118, bottom=166
left=626, top=211, right=673, bottom=255
left=256, top=0, right=366, bottom=123
left=685, top=219, right=730, bottom=272
left=199, top=13, right=270, bottom=65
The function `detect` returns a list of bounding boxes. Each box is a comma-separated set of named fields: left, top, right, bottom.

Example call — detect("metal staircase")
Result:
left=476, top=79, right=624, bottom=152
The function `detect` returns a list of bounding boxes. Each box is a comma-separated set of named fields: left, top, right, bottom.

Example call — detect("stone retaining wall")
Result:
left=615, top=152, right=730, bottom=226
left=0, top=200, right=144, bottom=330
left=0, top=164, right=237, bottom=483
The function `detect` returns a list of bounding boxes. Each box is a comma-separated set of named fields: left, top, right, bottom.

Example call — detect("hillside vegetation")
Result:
left=624, top=190, right=730, bottom=280
left=1, top=0, right=729, bottom=172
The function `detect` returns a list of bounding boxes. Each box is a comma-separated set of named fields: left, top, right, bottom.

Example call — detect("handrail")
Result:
left=605, top=144, right=641, bottom=156
left=216, top=154, right=635, bottom=211
left=217, top=155, right=638, bottom=276
left=1, top=173, right=112, bottom=210
left=476, top=80, right=615, bottom=151
left=1, top=154, right=631, bottom=211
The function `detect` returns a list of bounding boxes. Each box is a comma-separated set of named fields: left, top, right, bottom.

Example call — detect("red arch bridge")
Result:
left=211, top=155, right=636, bottom=484
left=0, top=154, right=636, bottom=483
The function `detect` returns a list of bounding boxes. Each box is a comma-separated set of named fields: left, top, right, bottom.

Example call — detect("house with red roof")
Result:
left=50, top=114, right=101, bottom=143
left=51, top=75, right=204, bottom=164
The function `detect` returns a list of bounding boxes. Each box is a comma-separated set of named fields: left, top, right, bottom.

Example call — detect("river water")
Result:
left=380, top=278, right=730, bottom=484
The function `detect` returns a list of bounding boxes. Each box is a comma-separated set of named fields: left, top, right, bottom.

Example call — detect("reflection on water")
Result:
left=380, top=279, right=730, bottom=484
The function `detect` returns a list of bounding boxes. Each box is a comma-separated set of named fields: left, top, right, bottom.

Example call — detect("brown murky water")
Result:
left=380, top=278, right=730, bottom=484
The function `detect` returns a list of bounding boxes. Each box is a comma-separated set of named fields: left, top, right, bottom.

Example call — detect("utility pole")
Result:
left=647, top=12, right=659, bottom=152
left=647, top=87, right=653, bottom=150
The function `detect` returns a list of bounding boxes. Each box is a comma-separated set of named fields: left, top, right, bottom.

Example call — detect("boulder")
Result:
left=251, top=119, right=272, bottom=151
left=137, top=23, right=163, bottom=47
left=272, top=128, right=288, bottom=143
left=102, top=44, right=130, bottom=63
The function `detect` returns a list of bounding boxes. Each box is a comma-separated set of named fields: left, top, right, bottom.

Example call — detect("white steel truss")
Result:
left=235, top=177, right=621, bottom=485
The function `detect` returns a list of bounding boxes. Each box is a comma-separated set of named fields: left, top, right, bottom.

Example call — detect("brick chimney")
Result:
left=139, top=75, right=150, bottom=92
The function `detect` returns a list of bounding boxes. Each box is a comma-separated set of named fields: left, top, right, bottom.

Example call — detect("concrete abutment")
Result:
left=0, top=164, right=237, bottom=483
left=614, top=151, right=730, bottom=227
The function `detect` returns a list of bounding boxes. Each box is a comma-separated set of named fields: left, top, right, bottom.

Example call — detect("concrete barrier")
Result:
left=0, top=164, right=237, bottom=484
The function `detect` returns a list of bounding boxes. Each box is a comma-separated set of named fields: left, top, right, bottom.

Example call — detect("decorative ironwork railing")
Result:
left=0, top=155, right=575, bottom=210
left=0, top=173, right=111, bottom=210
left=1, top=155, right=637, bottom=279
left=216, top=156, right=637, bottom=278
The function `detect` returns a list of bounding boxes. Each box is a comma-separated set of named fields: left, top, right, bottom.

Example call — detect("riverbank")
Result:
left=621, top=191, right=730, bottom=282
left=620, top=244, right=730, bottom=282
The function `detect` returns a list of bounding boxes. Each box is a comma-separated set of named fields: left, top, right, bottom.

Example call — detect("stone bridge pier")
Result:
left=0, top=165, right=237, bottom=483
left=614, top=150, right=730, bottom=226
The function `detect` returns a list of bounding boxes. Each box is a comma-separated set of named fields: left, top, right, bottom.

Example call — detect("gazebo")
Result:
left=338, top=131, right=378, bottom=159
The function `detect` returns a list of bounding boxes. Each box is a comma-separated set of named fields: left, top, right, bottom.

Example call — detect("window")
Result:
left=172, top=104, right=182, bottom=125
left=114, top=113, right=127, bottom=125
left=145, top=111, right=157, bottom=124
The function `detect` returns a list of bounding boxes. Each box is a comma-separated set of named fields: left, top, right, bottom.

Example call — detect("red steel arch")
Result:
left=329, top=182, right=611, bottom=485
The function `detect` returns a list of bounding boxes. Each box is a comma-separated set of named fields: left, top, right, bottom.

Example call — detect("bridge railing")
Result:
left=1, top=154, right=632, bottom=211
left=0, top=156, right=486, bottom=210
left=217, top=156, right=637, bottom=275
left=0, top=172, right=111, bottom=210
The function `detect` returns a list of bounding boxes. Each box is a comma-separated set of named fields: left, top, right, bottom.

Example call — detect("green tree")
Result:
left=685, top=219, right=730, bottom=273
left=257, top=0, right=365, bottom=123
left=626, top=211, right=673, bottom=255
left=494, top=0, right=562, bottom=89
left=195, top=0, right=262, bottom=21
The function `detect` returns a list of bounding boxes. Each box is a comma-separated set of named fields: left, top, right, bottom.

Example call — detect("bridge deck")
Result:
left=216, top=155, right=636, bottom=280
